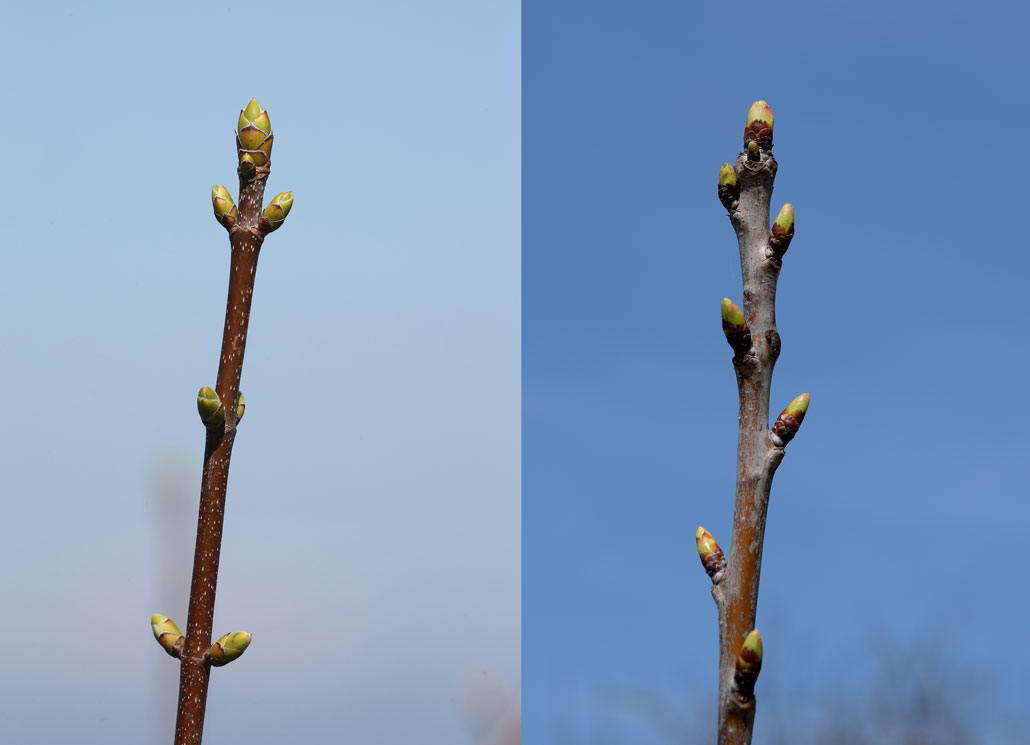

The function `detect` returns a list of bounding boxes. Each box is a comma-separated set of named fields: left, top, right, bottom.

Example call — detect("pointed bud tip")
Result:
left=743, top=629, right=763, bottom=659
left=244, top=98, right=263, bottom=119
left=788, top=393, right=810, bottom=415
left=718, top=163, right=737, bottom=186
left=746, top=101, right=774, bottom=130
left=721, top=298, right=745, bottom=326
left=775, top=203, right=794, bottom=230
left=696, top=526, right=705, bottom=540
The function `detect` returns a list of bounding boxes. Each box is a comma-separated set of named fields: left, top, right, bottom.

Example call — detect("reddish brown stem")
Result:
left=173, top=166, right=268, bottom=745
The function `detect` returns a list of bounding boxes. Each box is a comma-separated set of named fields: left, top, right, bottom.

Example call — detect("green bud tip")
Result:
left=718, top=163, right=737, bottom=187
left=236, top=392, right=245, bottom=422
left=151, top=614, right=184, bottom=654
left=261, top=191, right=294, bottom=232
left=746, top=101, right=774, bottom=134
left=696, top=526, right=716, bottom=557
left=785, top=392, right=810, bottom=418
left=774, top=204, right=794, bottom=234
left=747, top=140, right=760, bottom=157
left=197, top=386, right=223, bottom=426
left=721, top=298, right=745, bottom=328
left=209, top=631, right=253, bottom=666
left=737, top=629, right=764, bottom=672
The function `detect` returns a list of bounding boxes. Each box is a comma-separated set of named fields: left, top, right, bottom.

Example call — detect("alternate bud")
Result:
left=197, top=386, right=224, bottom=428
left=696, top=526, right=726, bottom=583
left=235, top=391, right=246, bottom=422
left=151, top=614, right=184, bottom=657
left=260, top=191, right=293, bottom=233
left=236, top=98, right=273, bottom=175
left=208, top=631, right=252, bottom=667
left=771, top=393, right=810, bottom=446
left=744, top=100, right=774, bottom=149
left=746, top=140, right=760, bottom=161
left=718, top=163, right=739, bottom=212
left=767, top=203, right=794, bottom=259
left=211, top=185, right=238, bottom=230
left=721, top=298, right=752, bottom=357
left=733, top=629, right=764, bottom=697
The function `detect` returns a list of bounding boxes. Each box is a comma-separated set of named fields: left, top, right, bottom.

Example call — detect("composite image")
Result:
left=1, top=1, right=1027, bottom=744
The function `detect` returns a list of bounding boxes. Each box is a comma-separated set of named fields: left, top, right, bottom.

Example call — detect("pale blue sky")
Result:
left=0, top=2, right=519, bottom=743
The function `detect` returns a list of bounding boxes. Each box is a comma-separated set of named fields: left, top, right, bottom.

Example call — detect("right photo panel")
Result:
left=523, top=2, right=1030, bottom=744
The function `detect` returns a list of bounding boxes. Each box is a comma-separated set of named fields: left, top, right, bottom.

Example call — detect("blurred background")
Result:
left=0, top=1, right=519, bottom=743
left=523, top=1, right=1030, bottom=743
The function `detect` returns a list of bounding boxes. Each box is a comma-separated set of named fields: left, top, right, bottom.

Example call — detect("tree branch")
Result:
left=699, top=101, right=809, bottom=745
left=152, top=98, right=292, bottom=745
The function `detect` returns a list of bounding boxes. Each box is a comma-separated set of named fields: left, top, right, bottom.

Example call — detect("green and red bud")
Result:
left=718, top=163, right=739, bottom=212
left=696, top=526, right=726, bottom=583
left=721, top=298, right=752, bottom=356
left=236, top=98, right=273, bottom=176
left=151, top=614, right=185, bottom=658
left=208, top=631, right=252, bottom=667
left=771, top=393, right=810, bottom=446
left=211, top=185, right=238, bottom=230
left=260, top=191, right=293, bottom=233
left=744, top=100, right=774, bottom=149
left=767, top=203, right=794, bottom=259
left=733, top=629, right=764, bottom=697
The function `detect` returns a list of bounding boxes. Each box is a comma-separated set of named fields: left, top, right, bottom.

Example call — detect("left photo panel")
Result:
left=0, top=3, right=520, bottom=744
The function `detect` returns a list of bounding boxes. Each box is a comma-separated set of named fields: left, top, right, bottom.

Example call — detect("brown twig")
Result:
left=699, top=101, right=808, bottom=745
left=152, top=99, right=292, bottom=745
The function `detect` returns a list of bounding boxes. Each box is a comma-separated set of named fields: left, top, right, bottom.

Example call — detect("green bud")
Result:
left=208, top=631, right=252, bottom=666
left=696, top=526, right=726, bottom=583
left=771, top=393, right=810, bottom=446
left=151, top=614, right=184, bottom=657
left=718, top=163, right=739, bottom=212
left=718, top=163, right=737, bottom=187
left=736, top=629, right=763, bottom=676
left=197, top=386, right=224, bottom=428
left=211, top=185, right=238, bottom=229
left=236, top=98, right=273, bottom=172
left=260, top=191, right=293, bottom=233
left=721, top=298, right=751, bottom=356
left=768, top=203, right=795, bottom=259
left=745, top=100, right=774, bottom=147
left=235, top=392, right=246, bottom=422
left=746, top=140, right=760, bottom=160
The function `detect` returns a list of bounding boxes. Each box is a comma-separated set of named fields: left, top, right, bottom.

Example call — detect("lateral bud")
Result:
left=197, top=386, right=224, bottom=428
left=766, top=203, right=794, bottom=260
left=260, top=191, right=293, bottom=233
left=211, top=185, right=238, bottom=230
left=151, top=614, right=185, bottom=658
left=696, top=526, right=726, bottom=584
left=771, top=393, right=810, bottom=446
left=718, top=163, right=739, bottom=212
left=720, top=298, right=752, bottom=357
left=208, top=631, right=253, bottom=667
left=744, top=100, right=774, bottom=151
left=733, top=629, right=763, bottom=698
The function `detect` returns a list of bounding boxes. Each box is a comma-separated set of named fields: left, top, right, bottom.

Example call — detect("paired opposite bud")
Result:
left=744, top=100, right=774, bottom=152
left=197, top=386, right=246, bottom=429
left=211, top=185, right=237, bottom=230
left=260, top=191, right=294, bottom=233
left=720, top=299, right=752, bottom=357
left=718, top=163, right=739, bottom=212
left=767, top=203, right=794, bottom=260
left=733, top=629, right=763, bottom=698
left=151, top=615, right=185, bottom=658
left=208, top=631, right=252, bottom=667
left=771, top=393, right=809, bottom=446
left=237, top=98, right=273, bottom=176
left=696, top=527, right=726, bottom=584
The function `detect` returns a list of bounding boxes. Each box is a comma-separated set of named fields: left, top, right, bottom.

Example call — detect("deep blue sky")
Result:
left=523, top=1, right=1030, bottom=743
left=0, top=2, right=518, bottom=744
